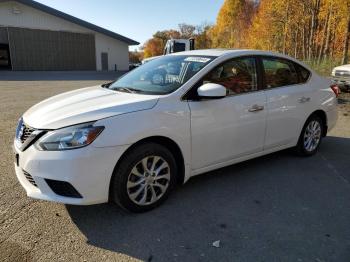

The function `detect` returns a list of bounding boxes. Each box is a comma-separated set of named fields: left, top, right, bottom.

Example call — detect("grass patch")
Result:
left=303, top=59, right=342, bottom=77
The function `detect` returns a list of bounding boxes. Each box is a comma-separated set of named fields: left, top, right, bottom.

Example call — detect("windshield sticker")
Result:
left=184, top=57, right=211, bottom=63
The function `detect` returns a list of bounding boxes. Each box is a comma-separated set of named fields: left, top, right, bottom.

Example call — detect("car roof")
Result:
left=172, top=49, right=288, bottom=58
left=171, top=49, right=312, bottom=71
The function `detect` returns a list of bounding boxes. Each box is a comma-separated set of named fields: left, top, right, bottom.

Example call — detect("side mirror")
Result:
left=197, top=83, right=226, bottom=99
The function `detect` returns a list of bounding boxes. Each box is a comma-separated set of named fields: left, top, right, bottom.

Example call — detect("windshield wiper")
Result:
left=114, top=87, right=147, bottom=94
left=111, top=86, right=159, bottom=95
left=101, top=82, right=114, bottom=88
left=115, top=87, right=136, bottom=93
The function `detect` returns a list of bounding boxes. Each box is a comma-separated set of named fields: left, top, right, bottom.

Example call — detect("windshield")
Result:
left=109, top=55, right=214, bottom=95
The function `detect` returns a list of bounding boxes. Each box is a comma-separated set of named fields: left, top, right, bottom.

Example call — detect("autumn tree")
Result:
left=142, top=24, right=212, bottom=58
left=246, top=0, right=281, bottom=51
left=129, top=50, right=144, bottom=63
left=153, top=30, right=181, bottom=45
left=142, top=0, right=350, bottom=67
left=341, top=0, right=350, bottom=64
left=143, top=38, right=164, bottom=58
left=195, top=23, right=213, bottom=49
left=143, top=30, right=181, bottom=58
left=209, top=0, right=256, bottom=48
left=178, top=23, right=196, bottom=38
left=245, top=0, right=348, bottom=65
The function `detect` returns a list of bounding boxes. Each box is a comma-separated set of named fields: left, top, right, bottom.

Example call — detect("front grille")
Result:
left=45, top=179, right=83, bottom=198
left=23, top=170, right=38, bottom=187
left=15, top=118, right=45, bottom=152
left=335, top=70, right=350, bottom=77
left=20, top=124, right=36, bottom=144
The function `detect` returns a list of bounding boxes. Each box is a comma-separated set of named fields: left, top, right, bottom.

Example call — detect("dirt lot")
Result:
left=0, top=77, right=350, bottom=262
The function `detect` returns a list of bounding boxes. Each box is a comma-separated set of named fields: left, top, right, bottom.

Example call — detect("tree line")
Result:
left=135, top=0, right=350, bottom=71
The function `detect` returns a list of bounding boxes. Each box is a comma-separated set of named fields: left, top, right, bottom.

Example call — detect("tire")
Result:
left=295, top=115, right=324, bottom=156
left=110, top=142, right=177, bottom=213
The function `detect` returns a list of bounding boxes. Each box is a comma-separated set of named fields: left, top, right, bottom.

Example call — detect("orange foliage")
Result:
left=142, top=0, right=350, bottom=63
left=209, top=0, right=256, bottom=48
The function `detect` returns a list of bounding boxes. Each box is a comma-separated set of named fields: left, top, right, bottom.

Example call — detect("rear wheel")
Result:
left=296, top=115, right=324, bottom=156
left=110, top=143, right=177, bottom=212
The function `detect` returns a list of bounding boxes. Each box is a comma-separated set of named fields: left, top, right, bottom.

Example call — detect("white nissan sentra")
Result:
left=14, top=49, right=338, bottom=212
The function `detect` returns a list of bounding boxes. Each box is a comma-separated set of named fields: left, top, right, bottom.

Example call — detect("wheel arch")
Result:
left=308, top=110, right=328, bottom=137
left=109, top=136, right=186, bottom=200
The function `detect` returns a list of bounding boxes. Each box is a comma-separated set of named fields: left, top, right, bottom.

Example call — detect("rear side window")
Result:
left=262, top=58, right=298, bottom=88
left=295, top=64, right=311, bottom=83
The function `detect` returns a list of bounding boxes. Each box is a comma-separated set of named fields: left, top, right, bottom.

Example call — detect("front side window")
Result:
left=202, top=57, right=258, bottom=96
left=262, top=58, right=298, bottom=88
left=109, top=55, right=214, bottom=95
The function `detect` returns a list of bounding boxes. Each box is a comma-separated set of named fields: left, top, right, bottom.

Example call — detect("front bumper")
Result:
left=13, top=142, right=128, bottom=205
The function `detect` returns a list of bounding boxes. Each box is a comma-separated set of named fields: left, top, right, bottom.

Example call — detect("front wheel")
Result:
left=296, top=115, right=324, bottom=156
left=110, top=143, right=177, bottom=213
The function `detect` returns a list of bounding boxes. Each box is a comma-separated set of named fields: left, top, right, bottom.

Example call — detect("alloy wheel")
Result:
left=127, top=156, right=170, bottom=206
left=303, top=120, right=322, bottom=152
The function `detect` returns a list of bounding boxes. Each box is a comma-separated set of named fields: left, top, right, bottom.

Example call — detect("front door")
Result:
left=188, top=57, right=267, bottom=171
left=101, top=52, right=108, bottom=71
left=0, top=44, right=11, bottom=70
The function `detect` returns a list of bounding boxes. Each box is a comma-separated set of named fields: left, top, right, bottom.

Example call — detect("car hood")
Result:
left=333, top=64, right=350, bottom=71
left=23, top=86, right=159, bottom=129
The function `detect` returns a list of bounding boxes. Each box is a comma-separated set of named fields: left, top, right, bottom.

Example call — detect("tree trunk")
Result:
left=294, top=28, right=299, bottom=58
left=318, top=5, right=332, bottom=64
left=308, top=0, right=321, bottom=61
left=282, top=0, right=290, bottom=54
left=322, top=6, right=333, bottom=62
left=302, top=26, right=306, bottom=60
left=301, top=3, right=307, bottom=60
left=330, top=29, right=336, bottom=60
left=308, top=14, right=314, bottom=60
left=342, top=17, right=350, bottom=64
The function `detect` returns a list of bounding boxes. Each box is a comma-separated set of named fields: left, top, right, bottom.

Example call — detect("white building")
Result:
left=0, top=0, right=139, bottom=71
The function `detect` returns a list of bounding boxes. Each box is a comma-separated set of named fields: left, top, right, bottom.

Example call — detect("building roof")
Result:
left=10, top=0, right=139, bottom=45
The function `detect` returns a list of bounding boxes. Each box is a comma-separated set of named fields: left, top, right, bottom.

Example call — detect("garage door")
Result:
left=8, top=27, right=96, bottom=71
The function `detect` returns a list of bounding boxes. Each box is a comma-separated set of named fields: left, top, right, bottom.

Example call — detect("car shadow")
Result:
left=66, top=136, right=350, bottom=261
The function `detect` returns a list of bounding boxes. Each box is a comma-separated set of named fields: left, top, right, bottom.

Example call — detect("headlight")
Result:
left=35, top=122, right=104, bottom=151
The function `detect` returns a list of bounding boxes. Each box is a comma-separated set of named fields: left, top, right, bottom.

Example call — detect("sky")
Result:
left=35, top=0, right=224, bottom=50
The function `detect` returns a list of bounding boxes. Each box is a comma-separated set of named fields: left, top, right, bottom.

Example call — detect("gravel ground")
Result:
left=0, top=78, right=349, bottom=262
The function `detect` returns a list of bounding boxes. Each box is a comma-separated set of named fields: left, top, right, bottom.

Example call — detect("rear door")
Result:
left=261, top=56, right=313, bottom=150
left=188, top=56, right=267, bottom=171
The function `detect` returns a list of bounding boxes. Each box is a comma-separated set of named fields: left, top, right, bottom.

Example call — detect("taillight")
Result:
left=330, top=84, right=340, bottom=97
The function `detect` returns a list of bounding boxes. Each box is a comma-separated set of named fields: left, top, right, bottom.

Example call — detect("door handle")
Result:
left=298, top=97, right=311, bottom=103
left=248, top=104, right=264, bottom=112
